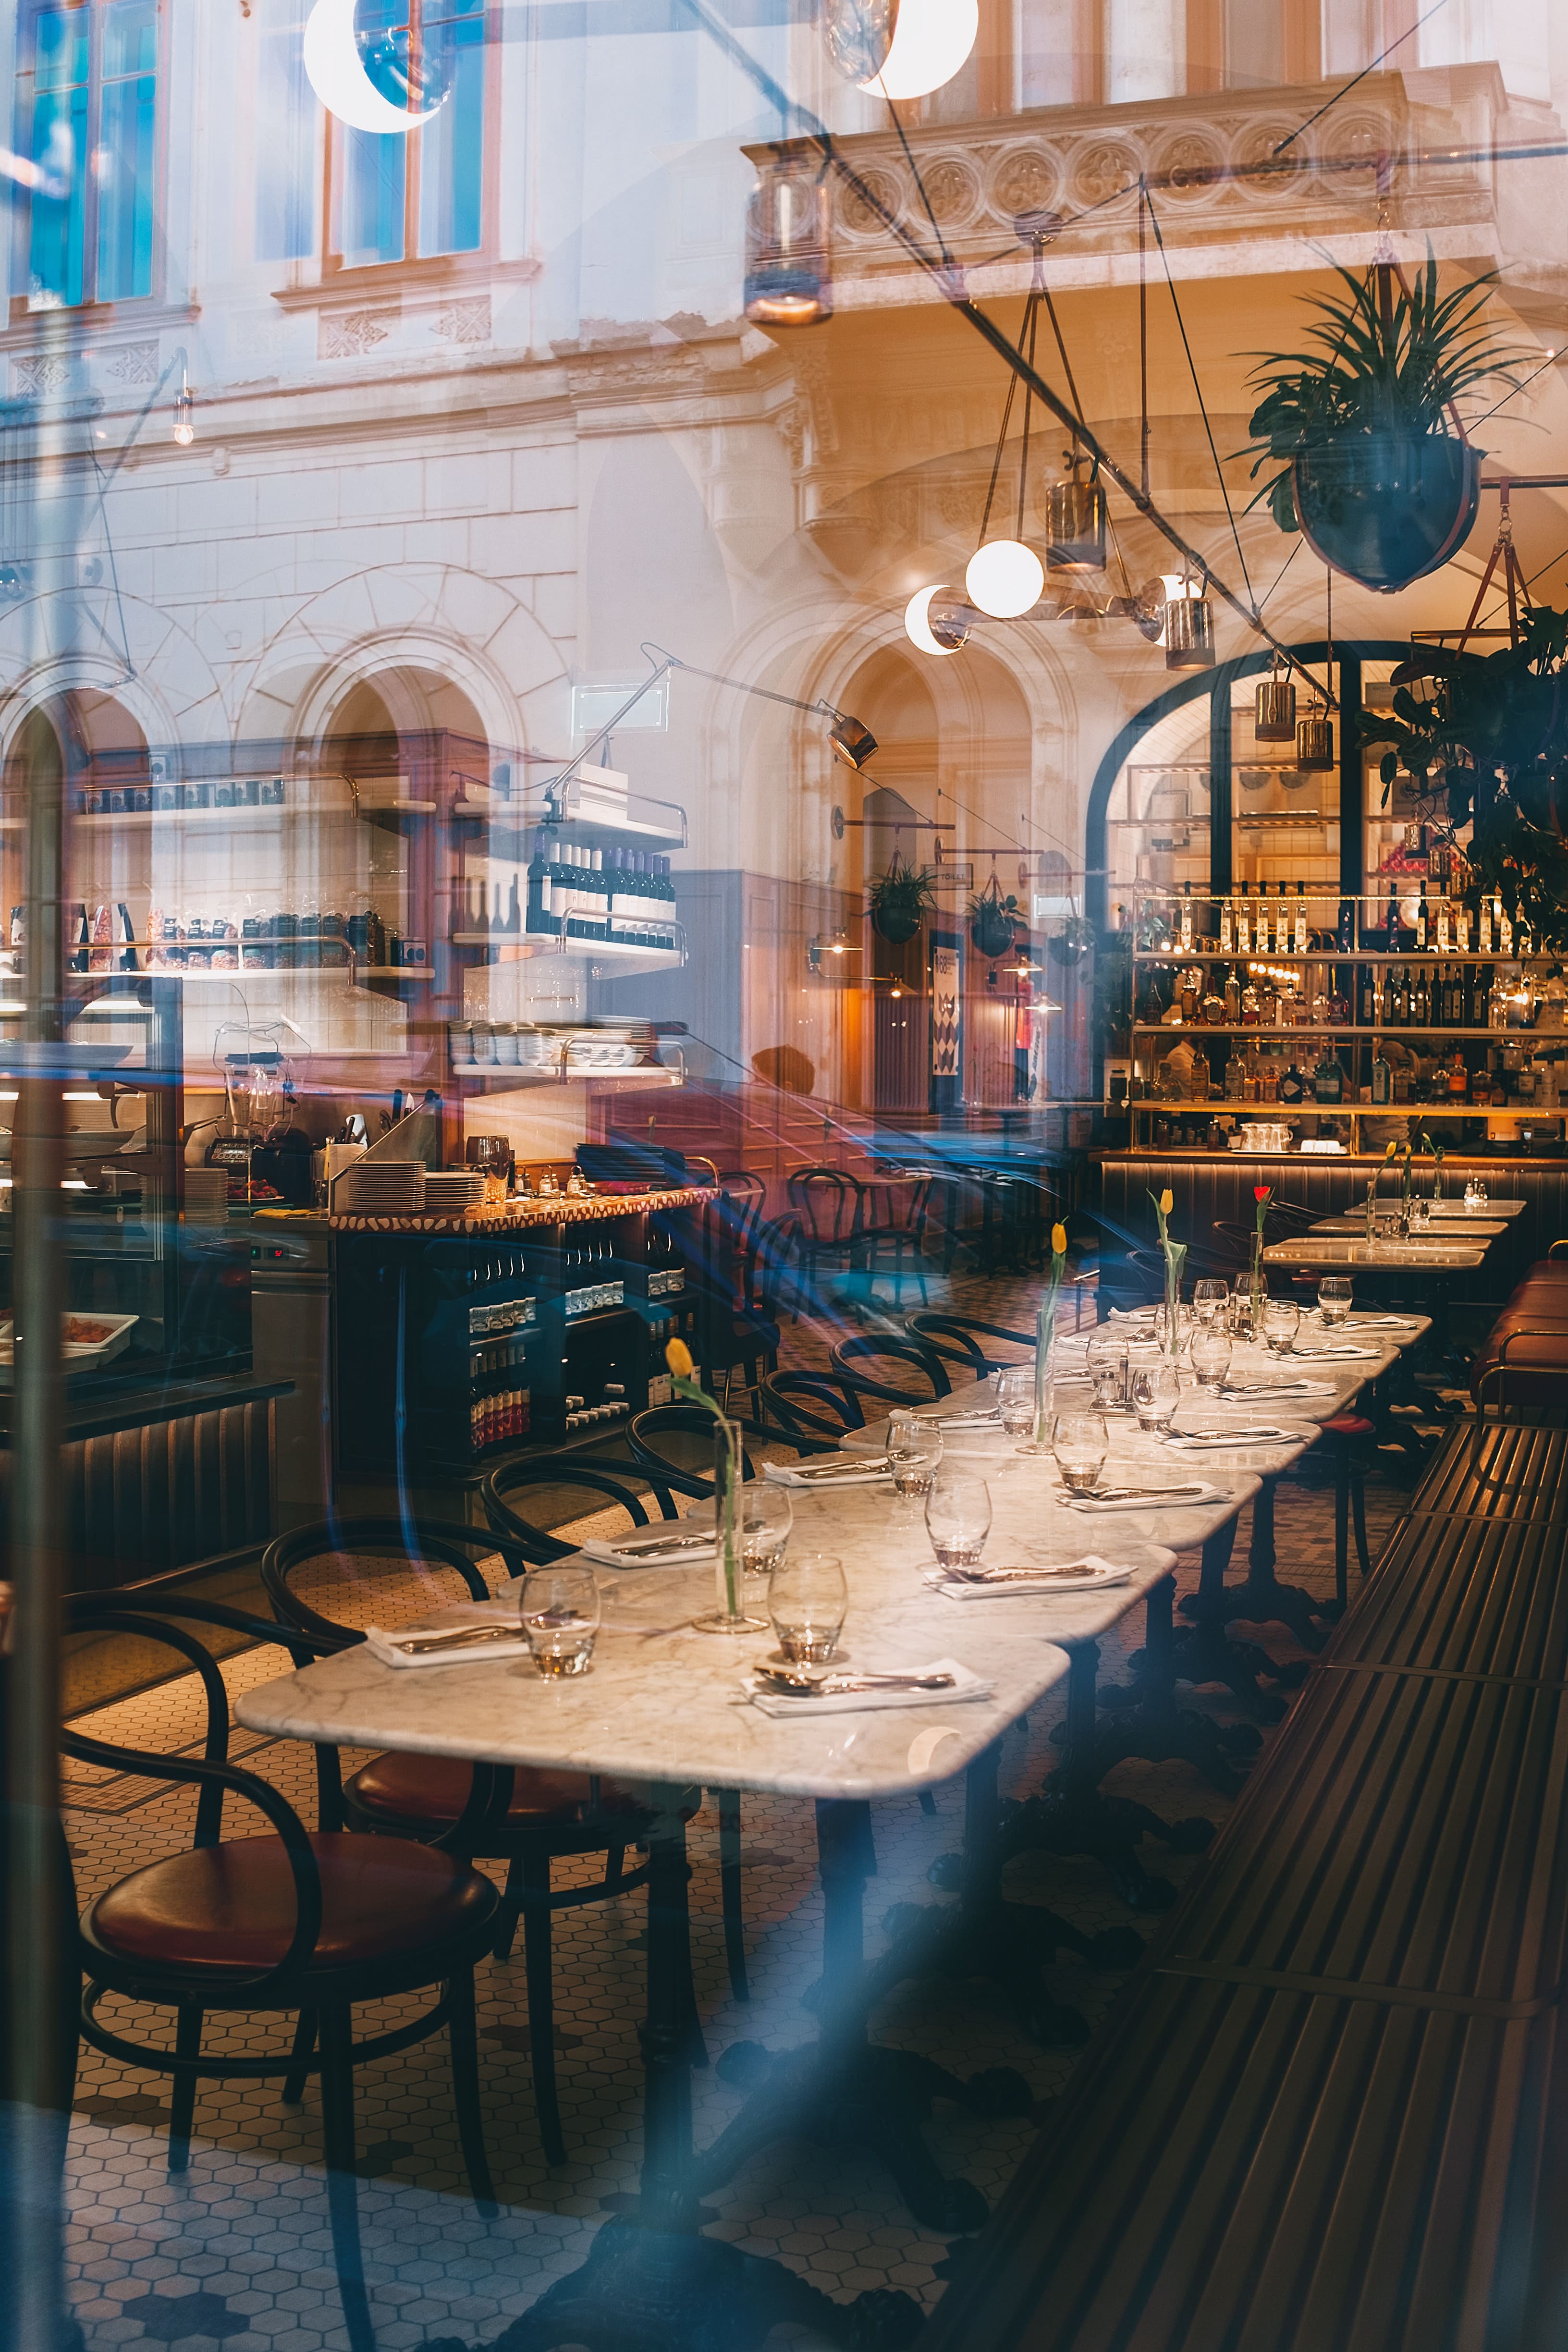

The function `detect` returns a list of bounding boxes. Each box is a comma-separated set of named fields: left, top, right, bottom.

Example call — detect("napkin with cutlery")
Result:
left=1292, top=1345, right=1382, bottom=1360
left=928, top=1554, right=1135, bottom=1600
left=1221, top=1379, right=1336, bottom=1398
left=745, top=1656, right=992, bottom=1717
left=1343, top=1315, right=1420, bottom=1328
left=765, top=1458, right=893, bottom=1489
left=581, top=1528, right=715, bottom=1568
left=1165, top=1426, right=1298, bottom=1449
left=1058, top=1478, right=1231, bottom=1508
left=363, top=1605, right=530, bottom=1669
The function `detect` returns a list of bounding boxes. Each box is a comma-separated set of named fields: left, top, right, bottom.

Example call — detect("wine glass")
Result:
left=888, top=1414, right=943, bottom=1498
left=519, top=1566, right=601, bottom=1678
left=1318, top=1275, right=1353, bottom=1328
left=739, top=1485, right=792, bottom=1588
left=1130, top=1362, right=1180, bottom=1433
left=994, top=1366, right=1036, bottom=1436
left=768, top=1551, right=847, bottom=1664
left=1190, top=1327, right=1232, bottom=1390
left=1052, top=1412, right=1109, bottom=1494
left=1192, top=1278, right=1229, bottom=1329
left=1262, top=1298, right=1300, bottom=1355
left=924, top=1470, right=992, bottom=1568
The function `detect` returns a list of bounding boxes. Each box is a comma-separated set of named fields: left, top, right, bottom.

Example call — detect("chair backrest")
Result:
left=906, top=1311, right=1035, bottom=1374
left=830, top=1333, right=952, bottom=1403
left=787, top=1165, right=866, bottom=1244
left=716, top=1167, right=767, bottom=1257
left=628, top=1405, right=758, bottom=1489
left=761, top=1369, right=869, bottom=1438
left=264, top=1517, right=533, bottom=1648
left=64, top=1596, right=340, bottom=1993
left=480, top=1460, right=685, bottom=1561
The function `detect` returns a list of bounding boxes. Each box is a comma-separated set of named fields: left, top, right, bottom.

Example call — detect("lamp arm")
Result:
left=640, top=641, right=843, bottom=723
left=539, top=654, right=681, bottom=806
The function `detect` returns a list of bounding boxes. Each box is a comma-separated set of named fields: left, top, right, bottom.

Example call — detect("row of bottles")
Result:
left=1138, top=1039, right=1560, bottom=1112
left=458, top=835, right=679, bottom=952
left=563, top=1232, right=625, bottom=1317
left=1137, top=960, right=1553, bottom=1032
left=1134, top=882, right=1548, bottom=960
left=471, top=1386, right=531, bottom=1454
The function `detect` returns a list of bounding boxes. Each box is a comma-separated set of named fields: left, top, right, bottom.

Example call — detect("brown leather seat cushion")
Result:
left=88, top=1833, right=494, bottom=1975
left=345, top=1753, right=658, bottom=1829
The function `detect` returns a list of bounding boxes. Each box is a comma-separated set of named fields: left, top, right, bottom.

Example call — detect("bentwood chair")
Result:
left=906, top=1311, right=1037, bottom=1377
left=829, top=1333, right=953, bottom=1407
left=263, top=1514, right=686, bottom=2165
left=67, top=1595, right=499, bottom=2352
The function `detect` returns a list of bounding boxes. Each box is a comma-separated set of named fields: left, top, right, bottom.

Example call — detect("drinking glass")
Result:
left=924, top=1470, right=992, bottom=1569
left=519, top=1566, right=601, bottom=1678
left=1262, top=1298, right=1300, bottom=1355
left=1085, top=1332, right=1127, bottom=1412
left=739, top=1485, right=793, bottom=1588
left=1192, top=1278, right=1229, bottom=1329
left=995, top=1366, right=1036, bottom=1436
left=1052, top=1411, right=1109, bottom=1494
left=1130, top=1362, right=1180, bottom=1433
left=1190, top=1327, right=1232, bottom=1390
left=888, top=1413, right=943, bottom=1498
left=768, top=1551, right=847, bottom=1664
left=1318, top=1275, right=1353, bottom=1328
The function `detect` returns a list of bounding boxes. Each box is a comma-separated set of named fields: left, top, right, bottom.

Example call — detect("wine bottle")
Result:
left=1180, top=882, right=1193, bottom=951
left=1416, top=881, right=1428, bottom=951
left=1292, top=882, right=1308, bottom=957
left=1236, top=882, right=1251, bottom=957
left=1219, top=892, right=1234, bottom=954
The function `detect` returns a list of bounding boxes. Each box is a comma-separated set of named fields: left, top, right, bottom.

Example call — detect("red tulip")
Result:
left=1254, top=1185, right=1272, bottom=1203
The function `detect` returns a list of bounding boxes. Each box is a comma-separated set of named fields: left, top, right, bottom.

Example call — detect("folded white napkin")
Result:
left=928, top=1554, right=1134, bottom=1600
left=1165, top=1426, right=1297, bottom=1448
left=580, top=1530, right=715, bottom=1568
left=745, top=1656, right=992, bottom=1717
left=363, top=1608, right=531, bottom=1670
left=765, top=1459, right=892, bottom=1489
left=1059, top=1478, right=1232, bottom=1507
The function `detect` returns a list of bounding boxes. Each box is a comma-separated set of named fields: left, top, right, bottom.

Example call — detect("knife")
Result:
left=383, top=1623, right=521, bottom=1655
left=1078, top=1482, right=1210, bottom=1502
left=788, top=1456, right=891, bottom=1479
left=608, top=1531, right=715, bottom=1557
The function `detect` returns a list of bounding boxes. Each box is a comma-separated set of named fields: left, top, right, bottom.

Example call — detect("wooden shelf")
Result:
left=1131, top=1024, right=1530, bottom=1042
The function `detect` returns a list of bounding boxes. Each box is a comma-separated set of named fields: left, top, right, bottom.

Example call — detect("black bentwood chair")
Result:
left=264, top=1514, right=698, bottom=2164
left=66, top=1596, right=499, bottom=2352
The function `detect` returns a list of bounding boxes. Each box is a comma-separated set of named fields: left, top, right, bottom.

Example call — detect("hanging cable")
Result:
left=1144, top=185, right=1257, bottom=611
left=1272, top=0, right=1452, bottom=157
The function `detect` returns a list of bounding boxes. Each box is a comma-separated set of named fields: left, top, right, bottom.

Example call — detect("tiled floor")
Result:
left=58, top=1267, right=1446, bottom=2351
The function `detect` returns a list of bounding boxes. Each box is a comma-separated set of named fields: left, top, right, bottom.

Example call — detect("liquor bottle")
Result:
left=1499, top=896, right=1514, bottom=957
left=1224, top=965, right=1242, bottom=1024
left=1414, top=968, right=1429, bottom=1027
left=1224, top=1045, right=1246, bottom=1098
left=1359, top=964, right=1376, bottom=1026
left=1236, top=882, right=1251, bottom=956
left=1386, top=882, right=1400, bottom=948
left=1276, top=882, right=1290, bottom=955
left=1447, top=1049, right=1468, bottom=1099
left=1480, top=895, right=1494, bottom=955
left=1438, top=894, right=1454, bottom=955
left=1371, top=1046, right=1391, bottom=1105
left=1337, top=896, right=1356, bottom=954
left=1313, top=1046, right=1344, bottom=1104
left=1279, top=1060, right=1304, bottom=1107
left=1180, top=882, right=1193, bottom=951
left=1329, top=972, right=1350, bottom=1025
left=1416, top=881, right=1428, bottom=951
left=1292, top=882, right=1308, bottom=956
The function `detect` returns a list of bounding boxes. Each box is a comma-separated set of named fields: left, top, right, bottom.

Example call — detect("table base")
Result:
left=1177, top=1471, right=1333, bottom=1653
left=1093, top=1569, right=1265, bottom=1791
left=476, top=2215, right=924, bottom=2352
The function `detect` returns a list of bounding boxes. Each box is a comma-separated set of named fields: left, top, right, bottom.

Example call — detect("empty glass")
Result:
left=739, top=1485, right=793, bottom=1587
left=519, top=1566, right=601, bottom=1678
left=1130, top=1362, right=1180, bottom=1433
left=1052, top=1411, right=1109, bottom=1494
left=995, top=1366, right=1036, bottom=1436
left=1192, top=1278, right=1229, bottom=1328
left=888, top=1410, right=943, bottom=1497
left=924, top=1470, right=992, bottom=1568
left=768, top=1551, right=847, bottom=1663
left=1190, top=1327, right=1232, bottom=1389
left=1318, top=1275, right=1353, bottom=1327
left=1262, top=1298, right=1300, bottom=1355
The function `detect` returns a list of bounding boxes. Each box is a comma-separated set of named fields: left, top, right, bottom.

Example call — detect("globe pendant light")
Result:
left=1254, top=654, right=1297, bottom=741
left=905, top=586, right=968, bottom=657
left=967, top=539, right=1044, bottom=620
left=744, top=143, right=832, bottom=329
left=822, top=0, right=980, bottom=100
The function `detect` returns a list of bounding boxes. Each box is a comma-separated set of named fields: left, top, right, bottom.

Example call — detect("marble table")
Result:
left=1263, top=1235, right=1489, bottom=1269
left=1307, top=1214, right=1509, bottom=1238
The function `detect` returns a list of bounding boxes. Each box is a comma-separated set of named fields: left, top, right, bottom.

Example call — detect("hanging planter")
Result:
left=1048, top=914, right=1096, bottom=968
left=968, top=874, right=1022, bottom=961
left=868, top=853, right=937, bottom=945
left=1242, top=256, right=1526, bottom=594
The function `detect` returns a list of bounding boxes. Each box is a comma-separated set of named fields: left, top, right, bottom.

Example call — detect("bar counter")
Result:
left=1095, top=1152, right=1568, bottom=1301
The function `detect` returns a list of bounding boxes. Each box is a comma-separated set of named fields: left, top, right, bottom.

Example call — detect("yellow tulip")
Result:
left=1159, top=1189, right=1174, bottom=1217
left=665, top=1337, right=695, bottom=1379
left=1385, top=1141, right=1398, bottom=1159
left=1051, top=1222, right=1067, bottom=1256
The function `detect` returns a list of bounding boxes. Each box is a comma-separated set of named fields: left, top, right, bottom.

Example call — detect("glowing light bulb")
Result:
left=172, top=374, right=195, bottom=448
left=966, top=539, right=1044, bottom=620
left=858, top=0, right=980, bottom=99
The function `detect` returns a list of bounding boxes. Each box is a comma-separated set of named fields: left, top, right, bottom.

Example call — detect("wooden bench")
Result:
left=919, top=1416, right=1568, bottom=2352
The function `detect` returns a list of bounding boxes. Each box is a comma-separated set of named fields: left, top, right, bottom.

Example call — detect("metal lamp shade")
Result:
left=1297, top=712, right=1335, bottom=771
left=745, top=150, right=832, bottom=328
left=1254, top=675, right=1298, bottom=741
left=1163, top=593, right=1215, bottom=670
left=1044, top=478, right=1107, bottom=573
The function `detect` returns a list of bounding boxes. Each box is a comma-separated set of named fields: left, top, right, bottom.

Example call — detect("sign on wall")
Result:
left=929, top=928, right=962, bottom=1113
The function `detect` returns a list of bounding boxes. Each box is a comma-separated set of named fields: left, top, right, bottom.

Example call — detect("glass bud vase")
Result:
left=691, top=1414, right=767, bottom=1634
left=1162, top=1242, right=1188, bottom=1360
left=1249, top=1232, right=1265, bottom=1329
left=1033, top=1292, right=1057, bottom=1446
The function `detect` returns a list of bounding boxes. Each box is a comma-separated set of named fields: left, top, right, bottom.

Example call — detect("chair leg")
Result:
left=446, top=1966, right=497, bottom=2217
left=167, top=2002, right=203, bottom=2174
left=603, top=1843, right=627, bottom=1892
left=520, top=1848, right=566, bottom=2166
left=718, top=1788, right=748, bottom=2003
left=1351, top=1461, right=1372, bottom=1579
left=282, top=2006, right=317, bottom=2106
left=1333, top=1442, right=1350, bottom=1615
left=318, top=2003, right=376, bottom=2352
left=918, top=1788, right=937, bottom=1818
left=493, top=1856, right=523, bottom=1964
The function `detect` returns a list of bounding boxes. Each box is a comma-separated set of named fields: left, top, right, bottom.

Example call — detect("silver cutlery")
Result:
left=609, top=1531, right=714, bottom=1557
left=1079, top=1482, right=1210, bottom=1502
left=788, top=1457, right=891, bottom=1480
left=384, top=1623, right=520, bottom=1656
left=753, top=1666, right=955, bottom=1696
left=938, top=1564, right=1106, bottom=1584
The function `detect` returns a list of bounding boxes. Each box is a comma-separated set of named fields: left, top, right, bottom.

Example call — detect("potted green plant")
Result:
left=1048, top=913, right=1097, bottom=968
left=868, top=853, right=937, bottom=946
left=1359, top=604, right=1568, bottom=952
left=1241, top=257, right=1526, bottom=592
left=968, top=875, right=1022, bottom=961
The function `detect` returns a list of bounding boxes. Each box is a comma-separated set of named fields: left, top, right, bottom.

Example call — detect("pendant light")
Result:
left=822, top=0, right=980, bottom=100
left=1296, top=564, right=1335, bottom=769
left=1162, top=574, right=1214, bottom=670
left=965, top=226, right=1050, bottom=622
left=1045, top=461, right=1107, bottom=573
left=1254, top=651, right=1297, bottom=741
left=905, top=587, right=971, bottom=657
left=744, top=143, right=832, bottom=329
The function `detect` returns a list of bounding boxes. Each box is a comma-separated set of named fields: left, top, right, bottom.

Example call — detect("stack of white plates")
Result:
left=423, top=1171, right=486, bottom=1215
left=184, top=1168, right=229, bottom=1226
left=341, top=1161, right=426, bottom=1215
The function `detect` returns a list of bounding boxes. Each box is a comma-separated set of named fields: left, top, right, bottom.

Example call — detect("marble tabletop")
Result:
left=235, top=1465, right=1187, bottom=1801
left=1307, top=1215, right=1509, bottom=1237
left=1262, top=1235, right=1488, bottom=1269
